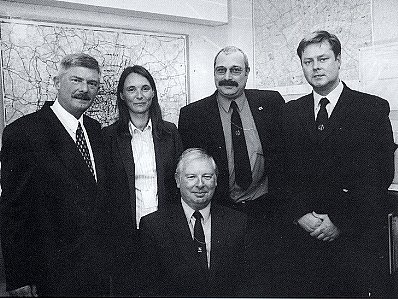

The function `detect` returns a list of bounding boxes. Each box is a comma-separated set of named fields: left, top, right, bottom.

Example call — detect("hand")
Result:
left=8, top=285, right=38, bottom=297
left=310, top=212, right=340, bottom=241
left=297, top=212, right=323, bottom=233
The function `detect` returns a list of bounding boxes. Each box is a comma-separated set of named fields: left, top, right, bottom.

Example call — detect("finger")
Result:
left=31, top=285, right=38, bottom=297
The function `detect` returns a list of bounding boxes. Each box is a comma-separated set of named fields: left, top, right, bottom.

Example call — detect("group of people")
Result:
left=0, top=30, right=396, bottom=298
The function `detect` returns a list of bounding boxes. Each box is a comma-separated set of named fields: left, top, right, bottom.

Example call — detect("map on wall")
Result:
left=0, top=19, right=188, bottom=126
left=253, top=0, right=372, bottom=90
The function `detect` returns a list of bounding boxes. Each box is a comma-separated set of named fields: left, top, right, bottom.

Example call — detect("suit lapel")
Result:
left=41, top=106, right=97, bottom=188
left=208, top=205, right=225, bottom=278
left=207, top=93, right=229, bottom=168
left=297, top=93, right=319, bottom=143
left=116, top=134, right=137, bottom=221
left=153, top=134, right=166, bottom=209
left=319, top=84, right=352, bottom=142
left=247, top=91, right=269, bottom=147
left=84, top=116, right=105, bottom=185
left=167, top=204, right=203, bottom=269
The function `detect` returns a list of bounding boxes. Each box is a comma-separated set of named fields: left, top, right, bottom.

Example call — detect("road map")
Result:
left=253, top=0, right=372, bottom=89
left=0, top=20, right=187, bottom=126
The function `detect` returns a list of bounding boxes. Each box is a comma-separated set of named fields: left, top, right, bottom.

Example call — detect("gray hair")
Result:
left=214, top=46, right=250, bottom=71
left=58, top=53, right=101, bottom=76
left=175, top=148, right=218, bottom=178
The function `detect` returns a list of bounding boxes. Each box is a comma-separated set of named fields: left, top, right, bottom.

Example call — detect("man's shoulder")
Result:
left=245, top=89, right=284, bottom=103
left=162, top=120, right=178, bottom=132
left=180, top=92, right=217, bottom=113
left=212, top=203, right=247, bottom=222
left=4, top=105, right=51, bottom=133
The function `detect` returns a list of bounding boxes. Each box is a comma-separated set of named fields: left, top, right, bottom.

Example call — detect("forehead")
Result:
left=302, top=41, right=334, bottom=58
left=215, top=51, right=245, bottom=68
left=63, top=66, right=100, bottom=80
left=124, top=72, right=150, bottom=86
left=182, top=157, right=215, bottom=174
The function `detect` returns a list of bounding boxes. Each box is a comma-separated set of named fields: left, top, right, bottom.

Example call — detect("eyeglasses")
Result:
left=214, top=67, right=245, bottom=76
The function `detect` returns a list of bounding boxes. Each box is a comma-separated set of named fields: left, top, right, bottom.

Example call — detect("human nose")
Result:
left=79, top=81, right=89, bottom=92
left=312, top=60, right=321, bottom=70
left=136, top=89, right=144, bottom=99
left=196, top=176, right=205, bottom=188
left=223, top=69, right=232, bottom=80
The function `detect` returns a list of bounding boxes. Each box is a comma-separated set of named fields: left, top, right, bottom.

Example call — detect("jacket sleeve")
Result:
left=0, top=123, right=40, bottom=291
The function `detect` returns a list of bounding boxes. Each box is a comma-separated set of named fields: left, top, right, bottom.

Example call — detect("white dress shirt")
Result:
left=313, top=80, right=344, bottom=119
left=129, top=119, right=158, bottom=229
left=50, top=100, right=97, bottom=180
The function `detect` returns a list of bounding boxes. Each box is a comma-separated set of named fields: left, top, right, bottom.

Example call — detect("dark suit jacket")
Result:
left=0, top=104, right=109, bottom=297
left=277, top=83, right=396, bottom=296
left=139, top=202, right=249, bottom=297
left=178, top=89, right=285, bottom=203
left=281, top=83, right=395, bottom=230
left=102, top=120, right=183, bottom=295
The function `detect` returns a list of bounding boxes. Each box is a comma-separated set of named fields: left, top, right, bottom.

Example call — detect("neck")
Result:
left=129, top=112, right=149, bottom=131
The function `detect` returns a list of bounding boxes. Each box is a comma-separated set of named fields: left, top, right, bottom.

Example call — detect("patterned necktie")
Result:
left=193, top=211, right=208, bottom=269
left=316, top=97, right=330, bottom=132
left=230, top=101, right=252, bottom=190
left=76, top=122, right=95, bottom=177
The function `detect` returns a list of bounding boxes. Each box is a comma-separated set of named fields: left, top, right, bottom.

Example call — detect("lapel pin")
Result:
left=258, top=106, right=263, bottom=111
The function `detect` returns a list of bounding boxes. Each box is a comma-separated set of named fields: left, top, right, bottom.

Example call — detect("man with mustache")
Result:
left=275, top=30, right=396, bottom=297
left=0, top=53, right=110, bottom=297
left=178, top=46, right=285, bottom=225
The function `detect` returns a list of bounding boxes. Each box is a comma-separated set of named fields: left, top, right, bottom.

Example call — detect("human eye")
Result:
left=319, top=57, right=329, bottom=62
left=203, top=174, right=213, bottom=180
left=70, top=77, right=82, bottom=84
left=215, top=67, right=227, bottom=75
left=88, top=81, right=99, bottom=88
left=142, top=85, right=152, bottom=92
left=126, top=86, right=137, bottom=93
left=231, top=67, right=243, bottom=75
left=303, top=60, right=312, bottom=66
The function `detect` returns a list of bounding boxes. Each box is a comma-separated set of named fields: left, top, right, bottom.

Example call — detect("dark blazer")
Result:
left=277, top=83, right=396, bottom=297
left=102, top=120, right=183, bottom=295
left=139, top=202, right=249, bottom=297
left=178, top=89, right=285, bottom=203
left=0, top=104, right=109, bottom=297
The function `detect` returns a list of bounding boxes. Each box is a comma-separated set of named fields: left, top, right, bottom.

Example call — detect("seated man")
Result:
left=139, top=148, right=263, bottom=297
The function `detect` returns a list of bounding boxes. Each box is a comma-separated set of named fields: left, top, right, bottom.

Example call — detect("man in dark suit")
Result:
left=275, top=30, right=396, bottom=298
left=0, top=53, right=110, bottom=297
left=178, top=46, right=285, bottom=222
left=139, top=148, right=259, bottom=297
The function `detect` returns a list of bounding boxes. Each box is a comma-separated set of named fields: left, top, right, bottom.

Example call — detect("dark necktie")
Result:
left=315, top=97, right=330, bottom=131
left=230, top=101, right=252, bottom=190
left=76, top=122, right=95, bottom=177
left=193, top=211, right=208, bottom=269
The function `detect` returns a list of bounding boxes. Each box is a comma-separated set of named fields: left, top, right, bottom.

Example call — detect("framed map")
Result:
left=253, top=0, right=372, bottom=90
left=0, top=19, right=188, bottom=126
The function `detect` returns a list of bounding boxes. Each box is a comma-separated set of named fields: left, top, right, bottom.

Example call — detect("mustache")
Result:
left=219, top=80, right=238, bottom=87
left=73, top=93, right=91, bottom=100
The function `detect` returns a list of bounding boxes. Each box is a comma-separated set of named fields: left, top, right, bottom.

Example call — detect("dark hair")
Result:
left=296, top=30, right=341, bottom=60
left=116, top=65, right=167, bottom=139
left=58, top=53, right=100, bottom=75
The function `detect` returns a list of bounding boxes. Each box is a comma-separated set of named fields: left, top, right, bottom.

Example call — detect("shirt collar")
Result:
left=217, top=91, right=247, bottom=113
left=313, top=80, right=343, bottom=108
left=128, top=118, right=152, bottom=134
left=51, top=99, right=83, bottom=131
left=181, top=198, right=211, bottom=223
